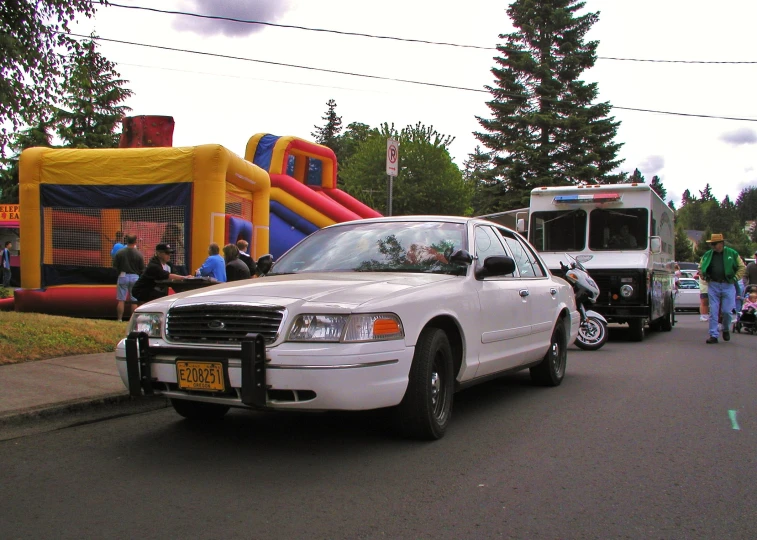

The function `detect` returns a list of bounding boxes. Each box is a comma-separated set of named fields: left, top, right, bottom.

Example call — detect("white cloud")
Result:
left=173, top=0, right=292, bottom=37
left=637, top=155, right=665, bottom=176
left=719, top=128, right=757, bottom=146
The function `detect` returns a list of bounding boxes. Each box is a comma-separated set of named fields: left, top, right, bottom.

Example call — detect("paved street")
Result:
left=2, top=314, right=756, bottom=539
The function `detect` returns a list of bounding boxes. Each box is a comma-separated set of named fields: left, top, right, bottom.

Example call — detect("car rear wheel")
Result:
left=394, top=327, right=454, bottom=440
left=530, top=321, right=567, bottom=386
left=170, top=398, right=230, bottom=422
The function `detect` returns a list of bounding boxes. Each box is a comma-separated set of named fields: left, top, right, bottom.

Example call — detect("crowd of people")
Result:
left=111, top=232, right=258, bottom=321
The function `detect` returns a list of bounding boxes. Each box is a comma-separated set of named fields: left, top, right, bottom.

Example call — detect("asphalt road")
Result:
left=2, top=314, right=756, bottom=539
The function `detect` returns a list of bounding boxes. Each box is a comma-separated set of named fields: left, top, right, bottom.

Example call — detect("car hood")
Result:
left=140, top=272, right=459, bottom=311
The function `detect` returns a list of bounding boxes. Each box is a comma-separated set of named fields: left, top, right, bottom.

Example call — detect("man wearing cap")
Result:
left=699, top=234, right=746, bottom=343
left=132, top=243, right=191, bottom=304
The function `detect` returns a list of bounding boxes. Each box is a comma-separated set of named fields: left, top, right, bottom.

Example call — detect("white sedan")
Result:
left=116, top=216, right=579, bottom=439
left=675, top=277, right=701, bottom=311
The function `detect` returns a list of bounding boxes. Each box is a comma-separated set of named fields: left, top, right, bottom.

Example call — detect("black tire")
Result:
left=575, top=316, right=608, bottom=351
left=395, top=328, right=454, bottom=440
left=530, top=321, right=567, bottom=386
left=660, top=305, right=673, bottom=332
left=628, top=318, right=644, bottom=342
left=170, top=398, right=230, bottom=422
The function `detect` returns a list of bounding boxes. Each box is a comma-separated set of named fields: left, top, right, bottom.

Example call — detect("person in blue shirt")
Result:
left=196, top=242, right=227, bottom=282
left=110, top=231, right=126, bottom=258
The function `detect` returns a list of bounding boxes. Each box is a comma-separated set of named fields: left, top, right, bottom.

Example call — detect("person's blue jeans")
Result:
left=708, top=281, right=736, bottom=338
left=1, top=267, right=10, bottom=287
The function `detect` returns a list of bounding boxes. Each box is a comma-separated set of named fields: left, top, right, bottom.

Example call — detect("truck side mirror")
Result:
left=650, top=236, right=662, bottom=254
left=516, top=218, right=525, bottom=233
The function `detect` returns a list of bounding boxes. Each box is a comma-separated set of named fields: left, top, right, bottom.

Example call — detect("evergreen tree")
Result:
left=623, top=168, right=645, bottom=184
left=649, top=175, right=667, bottom=201
left=464, top=146, right=501, bottom=216
left=474, top=0, right=625, bottom=211
left=55, top=37, right=133, bottom=149
left=674, top=225, right=694, bottom=262
left=311, top=99, right=343, bottom=159
left=667, top=200, right=676, bottom=212
left=698, top=184, right=716, bottom=203
left=680, top=189, right=693, bottom=206
left=0, top=0, right=100, bottom=152
left=735, top=186, right=757, bottom=222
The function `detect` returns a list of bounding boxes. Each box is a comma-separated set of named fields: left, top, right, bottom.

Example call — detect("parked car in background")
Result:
left=116, top=216, right=580, bottom=440
left=675, top=277, right=701, bottom=311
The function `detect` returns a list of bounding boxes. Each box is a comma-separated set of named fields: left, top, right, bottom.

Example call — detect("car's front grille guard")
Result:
left=165, top=303, right=286, bottom=345
left=124, top=332, right=268, bottom=407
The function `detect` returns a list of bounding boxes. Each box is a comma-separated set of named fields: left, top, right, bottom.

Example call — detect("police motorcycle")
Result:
left=559, top=254, right=608, bottom=351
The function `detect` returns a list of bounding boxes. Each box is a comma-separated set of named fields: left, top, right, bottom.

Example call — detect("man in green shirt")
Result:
left=700, top=233, right=746, bottom=343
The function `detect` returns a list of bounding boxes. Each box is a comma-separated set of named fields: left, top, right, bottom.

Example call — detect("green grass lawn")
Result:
left=0, top=310, right=127, bottom=365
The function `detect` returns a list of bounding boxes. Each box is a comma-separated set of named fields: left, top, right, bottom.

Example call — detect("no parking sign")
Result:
left=386, top=139, right=399, bottom=177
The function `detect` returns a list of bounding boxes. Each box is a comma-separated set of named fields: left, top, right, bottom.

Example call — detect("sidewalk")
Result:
left=0, top=352, right=166, bottom=427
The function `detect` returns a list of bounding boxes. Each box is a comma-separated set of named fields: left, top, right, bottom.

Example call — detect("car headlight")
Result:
left=620, top=284, right=634, bottom=298
left=127, top=312, right=164, bottom=338
left=288, top=313, right=404, bottom=342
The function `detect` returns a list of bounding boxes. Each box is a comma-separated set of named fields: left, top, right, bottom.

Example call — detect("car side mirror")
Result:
left=255, top=254, right=273, bottom=276
left=476, top=255, right=516, bottom=278
left=650, top=236, right=662, bottom=254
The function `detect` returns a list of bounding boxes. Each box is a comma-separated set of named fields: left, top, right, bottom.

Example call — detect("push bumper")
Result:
left=125, top=331, right=267, bottom=407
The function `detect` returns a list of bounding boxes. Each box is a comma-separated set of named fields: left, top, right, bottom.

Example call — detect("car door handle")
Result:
left=519, top=289, right=530, bottom=297
left=550, top=288, right=558, bottom=295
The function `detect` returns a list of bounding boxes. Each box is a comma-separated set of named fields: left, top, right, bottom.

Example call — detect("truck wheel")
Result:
left=628, top=319, right=645, bottom=342
left=530, top=321, right=567, bottom=386
left=394, top=327, right=454, bottom=440
left=170, top=398, right=230, bottom=422
left=660, top=305, right=673, bottom=332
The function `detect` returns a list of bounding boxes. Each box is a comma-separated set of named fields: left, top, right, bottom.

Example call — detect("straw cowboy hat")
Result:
left=707, top=233, right=725, bottom=243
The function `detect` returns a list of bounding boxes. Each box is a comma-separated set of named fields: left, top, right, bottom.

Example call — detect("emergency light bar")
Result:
left=553, top=193, right=621, bottom=203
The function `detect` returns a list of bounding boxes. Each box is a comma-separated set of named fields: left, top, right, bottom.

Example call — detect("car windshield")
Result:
left=269, top=220, right=468, bottom=276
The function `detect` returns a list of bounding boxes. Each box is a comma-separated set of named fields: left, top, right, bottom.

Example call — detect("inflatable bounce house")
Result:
left=245, top=134, right=380, bottom=258
left=9, top=116, right=380, bottom=318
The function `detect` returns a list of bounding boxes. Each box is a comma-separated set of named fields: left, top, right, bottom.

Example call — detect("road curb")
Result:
left=0, top=392, right=170, bottom=428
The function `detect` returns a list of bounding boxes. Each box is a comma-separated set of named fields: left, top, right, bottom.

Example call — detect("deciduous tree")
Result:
left=0, top=0, right=102, bottom=152
left=341, top=123, right=471, bottom=216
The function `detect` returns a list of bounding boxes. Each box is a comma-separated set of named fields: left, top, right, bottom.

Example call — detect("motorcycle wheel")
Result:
left=575, top=316, right=608, bottom=351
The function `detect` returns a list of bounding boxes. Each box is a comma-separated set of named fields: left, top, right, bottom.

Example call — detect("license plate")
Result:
left=176, top=361, right=225, bottom=392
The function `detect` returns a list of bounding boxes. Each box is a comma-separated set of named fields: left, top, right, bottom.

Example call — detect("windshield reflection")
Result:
left=270, top=221, right=468, bottom=276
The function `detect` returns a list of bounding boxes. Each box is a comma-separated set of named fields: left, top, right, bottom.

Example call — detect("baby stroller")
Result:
left=733, top=284, right=757, bottom=335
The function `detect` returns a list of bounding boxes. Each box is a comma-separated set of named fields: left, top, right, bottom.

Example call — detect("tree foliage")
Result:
left=649, top=175, right=667, bottom=201
left=473, top=0, right=625, bottom=213
left=55, top=37, right=133, bottom=149
left=674, top=225, right=694, bottom=262
left=0, top=119, right=54, bottom=203
left=0, top=0, right=102, bottom=152
left=340, top=123, right=471, bottom=216
left=676, top=186, right=757, bottom=259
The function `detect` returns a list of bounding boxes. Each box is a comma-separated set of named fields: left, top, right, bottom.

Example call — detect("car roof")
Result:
left=327, top=215, right=519, bottom=234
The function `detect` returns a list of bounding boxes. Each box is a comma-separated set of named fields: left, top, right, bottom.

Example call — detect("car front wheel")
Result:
left=170, top=398, right=230, bottom=422
left=395, top=327, right=454, bottom=440
left=530, top=321, right=567, bottom=386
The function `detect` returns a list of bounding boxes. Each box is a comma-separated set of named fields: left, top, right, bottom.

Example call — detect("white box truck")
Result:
left=526, top=184, right=676, bottom=341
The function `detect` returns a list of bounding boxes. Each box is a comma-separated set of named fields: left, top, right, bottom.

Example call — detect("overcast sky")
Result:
left=72, top=0, right=757, bottom=208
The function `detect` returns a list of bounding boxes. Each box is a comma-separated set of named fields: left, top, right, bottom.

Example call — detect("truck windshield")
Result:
left=589, top=208, right=648, bottom=250
left=529, top=209, right=587, bottom=251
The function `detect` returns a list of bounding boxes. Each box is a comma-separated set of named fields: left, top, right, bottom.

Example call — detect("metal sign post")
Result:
left=386, top=138, right=399, bottom=216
